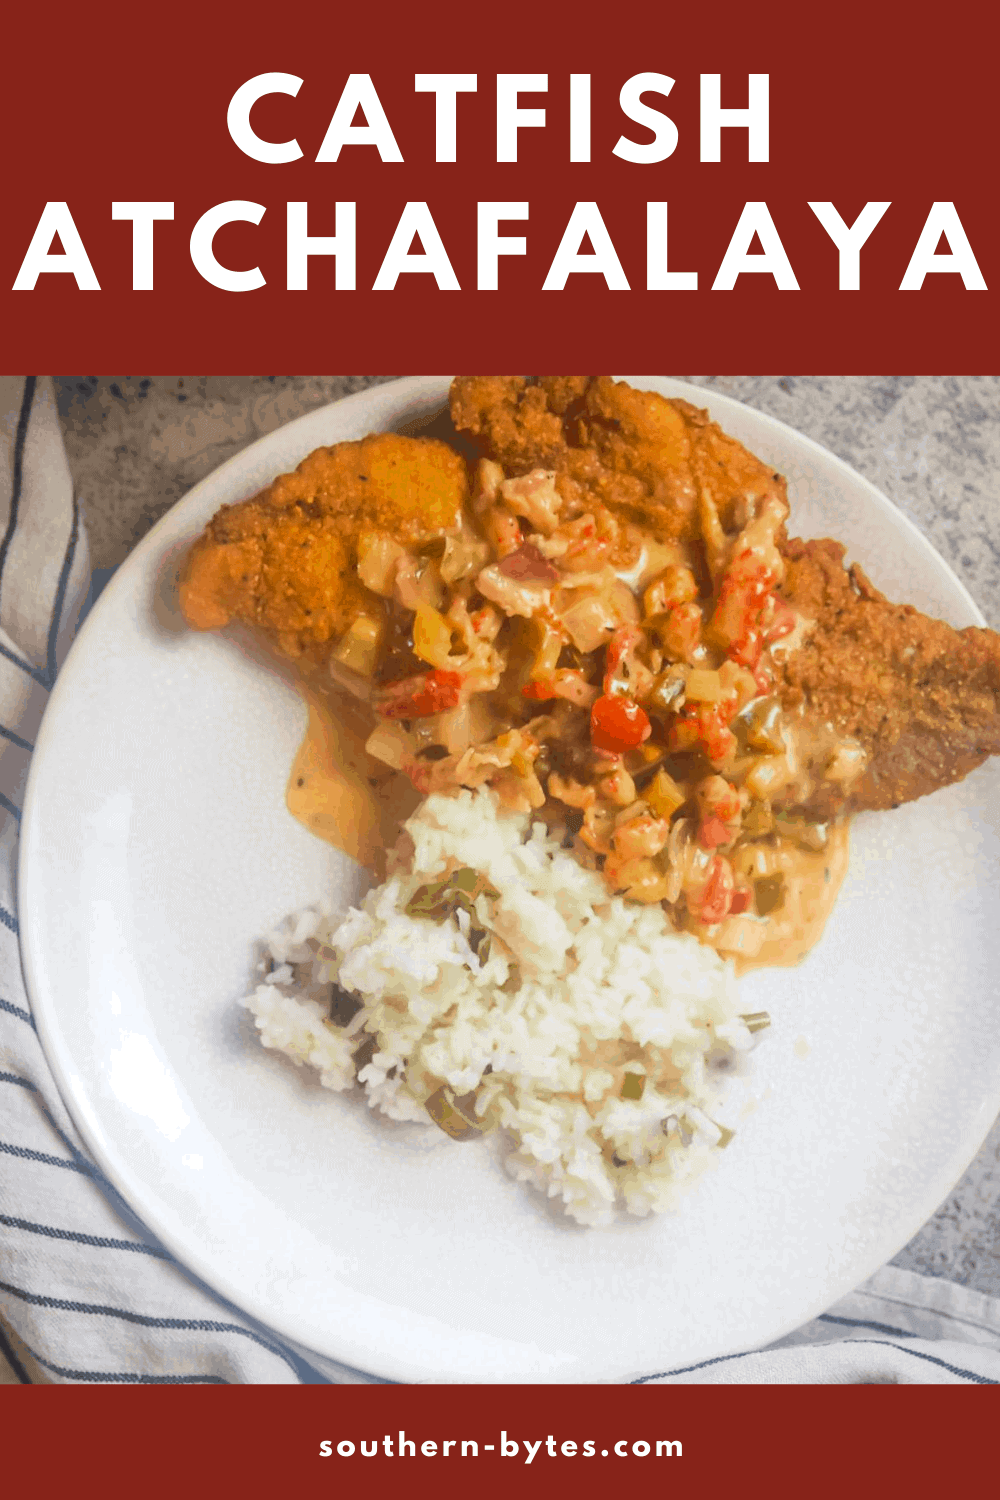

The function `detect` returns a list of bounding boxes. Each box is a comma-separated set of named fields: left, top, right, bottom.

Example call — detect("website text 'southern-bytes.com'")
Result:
left=319, top=1432, right=682, bottom=1463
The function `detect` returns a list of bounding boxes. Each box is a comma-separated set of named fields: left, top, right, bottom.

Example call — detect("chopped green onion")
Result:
left=425, top=1085, right=485, bottom=1140
left=469, top=929, right=492, bottom=963
left=405, top=868, right=498, bottom=922
left=329, top=983, right=363, bottom=1028
left=739, top=1011, right=772, bottom=1033
left=448, top=867, right=499, bottom=899
left=404, top=877, right=455, bottom=920
left=352, top=1033, right=378, bottom=1073
left=621, top=1073, right=646, bottom=1101
left=404, top=869, right=497, bottom=965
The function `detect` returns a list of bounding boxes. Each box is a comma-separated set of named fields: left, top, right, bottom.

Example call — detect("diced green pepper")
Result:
left=774, top=815, right=828, bottom=851
left=742, top=800, right=774, bottom=837
left=754, top=873, right=786, bottom=915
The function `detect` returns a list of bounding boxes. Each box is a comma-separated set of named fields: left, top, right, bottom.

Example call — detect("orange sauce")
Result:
left=721, top=822, right=852, bottom=973
left=285, top=688, right=421, bottom=876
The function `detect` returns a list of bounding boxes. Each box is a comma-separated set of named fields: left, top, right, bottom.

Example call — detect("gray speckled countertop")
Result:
left=53, top=374, right=1000, bottom=1299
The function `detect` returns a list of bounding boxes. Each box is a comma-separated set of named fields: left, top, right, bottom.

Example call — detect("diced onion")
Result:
left=608, top=578, right=641, bottom=625
left=714, top=914, right=768, bottom=957
left=560, top=593, right=620, bottom=653
left=529, top=623, right=563, bottom=681
left=332, top=615, right=383, bottom=677
left=364, top=721, right=412, bottom=770
left=825, top=741, right=867, bottom=783
left=441, top=527, right=491, bottom=584
left=357, top=532, right=406, bottom=597
left=433, top=702, right=472, bottom=755
left=718, top=659, right=759, bottom=712
left=473, top=458, right=505, bottom=511
left=745, top=754, right=794, bottom=800
left=684, top=668, right=725, bottom=703
left=476, top=565, right=549, bottom=619
left=500, top=469, right=562, bottom=533
left=394, top=556, right=446, bottom=612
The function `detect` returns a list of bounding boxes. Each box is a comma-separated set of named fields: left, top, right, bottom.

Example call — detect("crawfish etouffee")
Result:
left=181, top=377, right=1000, bottom=969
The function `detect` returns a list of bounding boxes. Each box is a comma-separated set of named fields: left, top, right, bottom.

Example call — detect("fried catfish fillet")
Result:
left=777, top=538, right=1000, bottom=814
left=449, top=375, right=787, bottom=542
left=179, top=433, right=467, bottom=662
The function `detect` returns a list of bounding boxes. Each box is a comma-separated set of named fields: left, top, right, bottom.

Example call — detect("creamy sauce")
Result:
left=286, top=687, right=421, bottom=876
left=286, top=691, right=851, bottom=968
left=721, top=821, right=851, bottom=973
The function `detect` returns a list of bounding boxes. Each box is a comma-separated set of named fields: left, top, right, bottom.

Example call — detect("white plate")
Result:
left=20, top=378, right=1000, bottom=1383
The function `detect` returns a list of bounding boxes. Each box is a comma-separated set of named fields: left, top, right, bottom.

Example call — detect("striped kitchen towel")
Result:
left=1, top=376, right=998, bottom=1385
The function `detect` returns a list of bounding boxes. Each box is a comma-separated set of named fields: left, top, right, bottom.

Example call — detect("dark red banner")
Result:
left=2, top=0, right=994, bottom=370
left=5, top=1383, right=996, bottom=1494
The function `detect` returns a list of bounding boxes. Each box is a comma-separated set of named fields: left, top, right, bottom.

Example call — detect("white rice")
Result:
left=242, top=788, right=762, bottom=1226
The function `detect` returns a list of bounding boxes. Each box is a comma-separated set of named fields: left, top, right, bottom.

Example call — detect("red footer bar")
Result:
left=5, top=1384, right=994, bottom=1495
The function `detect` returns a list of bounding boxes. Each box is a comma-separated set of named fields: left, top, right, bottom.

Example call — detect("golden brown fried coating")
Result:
left=267, top=433, right=467, bottom=542
left=777, top=537, right=1000, bottom=813
left=449, top=375, right=786, bottom=540
left=450, top=377, right=569, bottom=470
left=179, top=434, right=468, bottom=660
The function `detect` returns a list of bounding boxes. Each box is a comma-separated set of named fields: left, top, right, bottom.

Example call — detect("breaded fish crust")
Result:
left=777, top=537, right=1000, bottom=814
left=450, top=375, right=786, bottom=541
left=179, top=433, right=467, bottom=661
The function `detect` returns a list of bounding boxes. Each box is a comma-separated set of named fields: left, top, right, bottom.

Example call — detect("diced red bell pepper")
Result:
left=590, top=694, right=652, bottom=753
left=377, top=669, right=463, bottom=720
left=729, top=886, right=753, bottom=915
left=691, top=855, right=735, bottom=924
